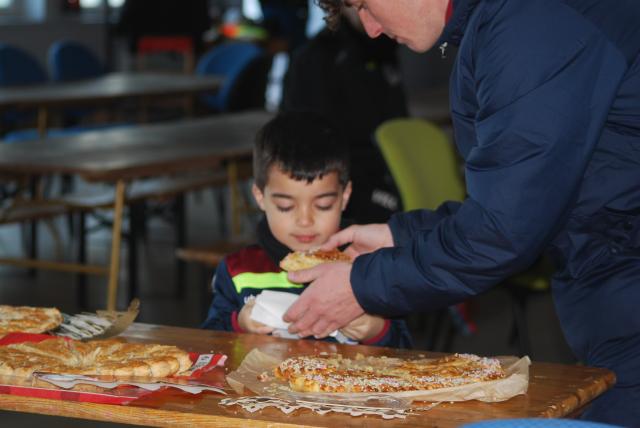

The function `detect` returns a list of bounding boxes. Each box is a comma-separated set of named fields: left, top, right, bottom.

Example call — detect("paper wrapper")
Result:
left=226, top=349, right=530, bottom=408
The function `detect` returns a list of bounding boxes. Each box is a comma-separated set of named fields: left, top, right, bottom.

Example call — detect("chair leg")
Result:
left=76, top=212, right=88, bottom=310
left=214, top=187, right=227, bottom=238
left=200, top=266, right=214, bottom=321
left=28, top=220, right=37, bottom=277
left=174, top=194, right=186, bottom=298
left=128, top=202, right=143, bottom=303
left=508, top=287, right=533, bottom=357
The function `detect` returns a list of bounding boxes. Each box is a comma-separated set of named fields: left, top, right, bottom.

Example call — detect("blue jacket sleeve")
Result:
left=201, top=260, right=241, bottom=331
left=351, top=9, right=628, bottom=317
left=389, top=202, right=461, bottom=247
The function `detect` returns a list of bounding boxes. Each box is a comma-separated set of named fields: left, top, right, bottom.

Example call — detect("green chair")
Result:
left=375, top=118, right=464, bottom=211
left=375, top=118, right=550, bottom=357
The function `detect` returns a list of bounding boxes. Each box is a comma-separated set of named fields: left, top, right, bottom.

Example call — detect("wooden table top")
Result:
left=0, top=72, right=222, bottom=109
left=0, top=111, right=272, bottom=182
left=0, top=323, right=615, bottom=427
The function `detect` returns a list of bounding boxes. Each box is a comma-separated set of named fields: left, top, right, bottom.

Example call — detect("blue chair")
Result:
left=48, top=40, right=104, bottom=82
left=195, top=42, right=271, bottom=112
left=0, top=44, right=48, bottom=130
left=462, top=419, right=622, bottom=428
left=0, top=43, right=48, bottom=86
left=0, top=43, right=48, bottom=129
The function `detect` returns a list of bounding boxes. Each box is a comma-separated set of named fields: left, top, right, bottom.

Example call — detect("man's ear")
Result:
left=252, top=183, right=266, bottom=211
left=341, top=181, right=353, bottom=211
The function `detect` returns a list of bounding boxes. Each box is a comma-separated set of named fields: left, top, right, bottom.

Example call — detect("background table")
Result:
left=0, top=324, right=616, bottom=427
left=0, top=111, right=272, bottom=310
left=0, top=72, right=223, bottom=134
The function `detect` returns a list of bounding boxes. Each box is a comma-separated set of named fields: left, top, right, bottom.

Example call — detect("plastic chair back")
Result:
left=48, top=40, right=104, bottom=82
left=375, top=118, right=465, bottom=211
left=136, top=36, right=194, bottom=73
left=0, top=43, right=47, bottom=86
left=195, top=42, right=268, bottom=112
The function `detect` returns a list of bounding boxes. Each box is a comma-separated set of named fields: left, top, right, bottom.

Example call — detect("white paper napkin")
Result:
left=250, top=290, right=298, bottom=330
left=249, top=290, right=356, bottom=344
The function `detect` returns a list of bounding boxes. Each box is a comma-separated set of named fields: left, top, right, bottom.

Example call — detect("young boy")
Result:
left=202, top=112, right=412, bottom=348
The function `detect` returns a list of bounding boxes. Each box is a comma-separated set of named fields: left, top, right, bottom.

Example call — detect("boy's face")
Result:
left=252, top=166, right=352, bottom=251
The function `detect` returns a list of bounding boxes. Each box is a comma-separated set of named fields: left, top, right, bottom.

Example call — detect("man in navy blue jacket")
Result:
left=283, top=1, right=640, bottom=425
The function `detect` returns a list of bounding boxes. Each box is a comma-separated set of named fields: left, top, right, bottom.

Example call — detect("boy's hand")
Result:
left=238, top=299, right=275, bottom=334
left=339, top=314, right=386, bottom=342
left=320, top=224, right=393, bottom=259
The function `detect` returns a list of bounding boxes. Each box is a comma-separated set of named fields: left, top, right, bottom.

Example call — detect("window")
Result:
left=0, top=0, right=15, bottom=13
left=79, top=0, right=125, bottom=9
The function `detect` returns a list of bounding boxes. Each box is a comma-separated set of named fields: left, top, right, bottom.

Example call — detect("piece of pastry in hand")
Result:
left=0, top=305, right=63, bottom=336
left=280, top=249, right=351, bottom=272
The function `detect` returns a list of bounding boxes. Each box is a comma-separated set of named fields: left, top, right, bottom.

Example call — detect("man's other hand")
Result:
left=320, top=223, right=393, bottom=259
left=284, top=262, right=364, bottom=338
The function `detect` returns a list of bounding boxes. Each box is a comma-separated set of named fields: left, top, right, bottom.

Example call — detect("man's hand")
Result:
left=238, top=299, right=275, bottom=334
left=339, top=314, right=386, bottom=342
left=284, top=262, right=364, bottom=338
left=320, top=223, right=393, bottom=259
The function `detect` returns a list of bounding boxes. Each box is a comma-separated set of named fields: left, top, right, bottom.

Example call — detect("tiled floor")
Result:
left=0, top=184, right=576, bottom=426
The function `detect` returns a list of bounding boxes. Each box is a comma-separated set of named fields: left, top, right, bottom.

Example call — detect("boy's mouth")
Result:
left=292, top=234, right=318, bottom=244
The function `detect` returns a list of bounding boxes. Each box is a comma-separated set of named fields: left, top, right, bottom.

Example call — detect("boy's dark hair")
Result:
left=253, top=112, right=350, bottom=190
left=316, top=0, right=342, bottom=30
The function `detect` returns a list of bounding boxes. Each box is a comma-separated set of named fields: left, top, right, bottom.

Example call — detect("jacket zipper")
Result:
left=439, top=42, right=449, bottom=59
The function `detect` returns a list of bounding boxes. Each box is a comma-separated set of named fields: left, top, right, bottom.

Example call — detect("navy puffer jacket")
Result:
left=352, top=0, right=640, bottom=382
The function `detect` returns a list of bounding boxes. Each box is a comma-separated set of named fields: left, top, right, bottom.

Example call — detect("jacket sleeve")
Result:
left=351, top=9, right=628, bottom=317
left=201, top=260, right=242, bottom=331
left=362, top=319, right=413, bottom=349
left=389, top=201, right=462, bottom=247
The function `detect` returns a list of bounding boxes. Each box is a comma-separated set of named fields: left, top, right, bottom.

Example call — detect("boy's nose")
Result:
left=358, top=9, right=383, bottom=38
left=296, top=208, right=313, bottom=227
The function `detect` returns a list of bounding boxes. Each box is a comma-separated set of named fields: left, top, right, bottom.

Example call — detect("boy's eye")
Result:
left=316, top=205, right=334, bottom=211
left=276, top=206, right=293, bottom=212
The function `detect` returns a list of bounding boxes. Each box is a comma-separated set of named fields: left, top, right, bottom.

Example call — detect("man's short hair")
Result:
left=253, top=111, right=350, bottom=190
left=316, top=0, right=343, bottom=30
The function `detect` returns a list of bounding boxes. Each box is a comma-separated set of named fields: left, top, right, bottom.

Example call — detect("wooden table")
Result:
left=0, top=111, right=272, bottom=310
left=0, top=324, right=615, bottom=427
left=0, top=72, right=222, bottom=135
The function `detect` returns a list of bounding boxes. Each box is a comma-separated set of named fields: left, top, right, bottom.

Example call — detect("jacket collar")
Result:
left=436, top=0, right=481, bottom=49
left=257, top=216, right=291, bottom=267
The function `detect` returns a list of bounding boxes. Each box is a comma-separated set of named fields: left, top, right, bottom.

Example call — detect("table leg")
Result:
left=36, top=107, right=48, bottom=138
left=107, top=180, right=126, bottom=311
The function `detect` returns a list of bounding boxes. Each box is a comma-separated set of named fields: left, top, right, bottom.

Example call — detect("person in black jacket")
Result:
left=281, top=7, right=407, bottom=223
left=202, top=112, right=412, bottom=349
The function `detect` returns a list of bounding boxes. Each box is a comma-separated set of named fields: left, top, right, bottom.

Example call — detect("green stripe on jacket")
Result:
left=232, top=272, right=304, bottom=293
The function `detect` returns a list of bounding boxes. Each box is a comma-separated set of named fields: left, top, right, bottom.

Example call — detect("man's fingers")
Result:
left=287, top=305, right=319, bottom=335
left=283, top=294, right=309, bottom=323
left=311, top=319, right=331, bottom=338
left=320, top=226, right=357, bottom=251
left=287, top=263, right=325, bottom=284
